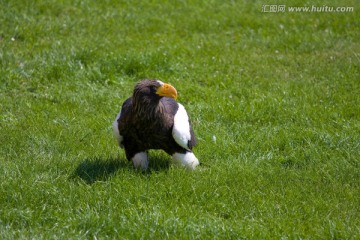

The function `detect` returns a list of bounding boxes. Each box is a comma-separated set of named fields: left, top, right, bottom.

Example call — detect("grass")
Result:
left=1, top=0, right=359, bottom=239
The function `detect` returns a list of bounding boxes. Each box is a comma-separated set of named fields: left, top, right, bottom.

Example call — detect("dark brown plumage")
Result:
left=113, top=79, right=199, bottom=170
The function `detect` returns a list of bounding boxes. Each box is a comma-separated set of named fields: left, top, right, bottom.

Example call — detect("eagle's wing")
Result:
left=172, top=103, right=197, bottom=151
left=112, top=109, right=123, bottom=148
left=113, top=97, right=132, bottom=148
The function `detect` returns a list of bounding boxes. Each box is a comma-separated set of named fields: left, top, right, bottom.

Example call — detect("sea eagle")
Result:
left=113, top=79, right=199, bottom=170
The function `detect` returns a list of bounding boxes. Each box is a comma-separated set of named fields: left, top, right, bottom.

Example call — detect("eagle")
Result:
left=112, top=79, right=199, bottom=170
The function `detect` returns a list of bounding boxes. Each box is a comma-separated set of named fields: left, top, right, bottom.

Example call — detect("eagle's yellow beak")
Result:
left=156, top=83, right=178, bottom=99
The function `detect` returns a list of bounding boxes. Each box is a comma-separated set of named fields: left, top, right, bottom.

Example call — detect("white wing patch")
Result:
left=112, top=108, right=124, bottom=148
left=172, top=103, right=191, bottom=151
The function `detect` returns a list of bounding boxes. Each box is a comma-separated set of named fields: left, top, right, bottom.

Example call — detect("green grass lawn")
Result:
left=1, top=0, right=359, bottom=239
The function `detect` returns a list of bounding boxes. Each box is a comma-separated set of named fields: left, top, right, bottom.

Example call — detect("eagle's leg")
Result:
left=131, top=152, right=149, bottom=170
left=172, top=151, right=199, bottom=170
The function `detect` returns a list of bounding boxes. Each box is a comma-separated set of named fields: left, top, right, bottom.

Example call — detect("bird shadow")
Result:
left=71, top=156, right=129, bottom=184
left=147, top=153, right=171, bottom=172
left=71, top=153, right=171, bottom=184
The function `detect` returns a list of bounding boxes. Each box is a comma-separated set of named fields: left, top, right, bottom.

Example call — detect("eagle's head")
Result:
left=133, top=79, right=178, bottom=101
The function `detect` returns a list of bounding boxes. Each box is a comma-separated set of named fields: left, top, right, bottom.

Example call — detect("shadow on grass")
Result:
left=72, top=153, right=171, bottom=184
left=148, top=154, right=171, bottom=172
left=72, top=156, right=129, bottom=184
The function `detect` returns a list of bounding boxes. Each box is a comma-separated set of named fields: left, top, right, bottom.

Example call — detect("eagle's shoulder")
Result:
left=159, top=97, right=179, bottom=116
left=120, top=97, right=133, bottom=114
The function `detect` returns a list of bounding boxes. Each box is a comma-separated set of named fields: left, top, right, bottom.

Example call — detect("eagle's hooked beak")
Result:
left=156, top=83, right=178, bottom=100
